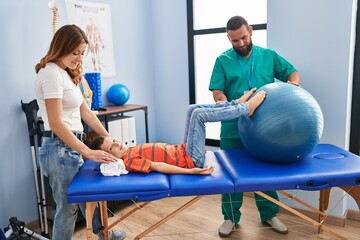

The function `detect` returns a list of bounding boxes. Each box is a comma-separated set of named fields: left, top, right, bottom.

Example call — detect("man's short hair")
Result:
left=226, top=16, right=249, bottom=31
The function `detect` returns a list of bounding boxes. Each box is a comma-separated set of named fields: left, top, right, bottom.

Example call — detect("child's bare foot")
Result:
left=237, top=88, right=257, bottom=103
left=248, top=90, right=266, bottom=116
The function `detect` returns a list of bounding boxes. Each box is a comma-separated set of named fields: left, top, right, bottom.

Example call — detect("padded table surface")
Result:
left=67, top=144, right=360, bottom=204
left=217, top=144, right=360, bottom=193
left=67, top=151, right=234, bottom=203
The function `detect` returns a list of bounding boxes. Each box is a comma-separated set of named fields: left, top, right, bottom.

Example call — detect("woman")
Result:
left=35, top=24, right=126, bottom=240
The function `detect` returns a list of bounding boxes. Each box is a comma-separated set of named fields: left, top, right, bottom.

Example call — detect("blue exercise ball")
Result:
left=238, top=82, right=324, bottom=163
left=107, top=84, right=130, bottom=106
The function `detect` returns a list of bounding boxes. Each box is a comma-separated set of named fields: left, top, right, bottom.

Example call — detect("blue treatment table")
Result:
left=66, top=144, right=360, bottom=240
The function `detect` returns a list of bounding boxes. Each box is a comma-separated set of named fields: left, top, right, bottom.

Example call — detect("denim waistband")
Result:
left=43, top=130, right=87, bottom=142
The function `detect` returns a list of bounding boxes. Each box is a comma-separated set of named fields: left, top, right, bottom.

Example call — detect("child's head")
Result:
left=89, top=136, right=128, bottom=159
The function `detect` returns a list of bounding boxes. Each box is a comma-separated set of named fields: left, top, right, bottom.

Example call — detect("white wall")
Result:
left=150, top=0, right=190, bottom=144
left=268, top=0, right=358, bottom=216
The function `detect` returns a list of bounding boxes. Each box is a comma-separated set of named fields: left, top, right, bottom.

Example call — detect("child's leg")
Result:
left=190, top=101, right=248, bottom=123
left=186, top=101, right=249, bottom=167
left=183, top=102, right=232, bottom=143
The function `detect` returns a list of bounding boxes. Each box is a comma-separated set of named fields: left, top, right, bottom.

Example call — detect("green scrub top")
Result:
left=209, top=45, right=298, bottom=139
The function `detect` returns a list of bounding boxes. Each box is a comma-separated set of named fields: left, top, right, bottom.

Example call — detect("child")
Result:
left=89, top=88, right=266, bottom=175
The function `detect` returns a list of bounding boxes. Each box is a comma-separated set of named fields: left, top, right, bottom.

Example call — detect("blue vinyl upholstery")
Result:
left=217, top=144, right=360, bottom=192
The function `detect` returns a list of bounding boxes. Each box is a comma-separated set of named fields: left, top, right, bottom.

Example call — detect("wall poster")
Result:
left=65, top=0, right=116, bottom=77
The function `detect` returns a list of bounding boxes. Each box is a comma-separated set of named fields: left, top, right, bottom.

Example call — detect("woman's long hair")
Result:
left=35, top=24, right=89, bottom=85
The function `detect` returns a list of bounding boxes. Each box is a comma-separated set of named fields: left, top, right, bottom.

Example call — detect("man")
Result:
left=209, top=15, right=301, bottom=237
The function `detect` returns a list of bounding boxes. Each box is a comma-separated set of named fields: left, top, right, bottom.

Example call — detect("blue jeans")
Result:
left=39, top=137, right=103, bottom=240
left=184, top=100, right=249, bottom=167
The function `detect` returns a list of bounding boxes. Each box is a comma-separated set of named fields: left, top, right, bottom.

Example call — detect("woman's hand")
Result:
left=85, top=149, right=118, bottom=163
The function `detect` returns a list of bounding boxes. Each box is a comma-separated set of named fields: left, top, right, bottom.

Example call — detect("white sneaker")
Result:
left=99, top=230, right=126, bottom=240
left=265, top=217, right=288, bottom=234
left=218, top=220, right=239, bottom=237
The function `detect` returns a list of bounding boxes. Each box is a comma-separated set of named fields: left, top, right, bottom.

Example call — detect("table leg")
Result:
left=99, top=201, right=109, bottom=240
left=318, top=186, right=360, bottom=233
left=143, top=108, right=149, bottom=142
left=85, top=202, right=98, bottom=240
left=318, top=189, right=331, bottom=233
left=339, top=186, right=360, bottom=210
left=256, top=191, right=346, bottom=240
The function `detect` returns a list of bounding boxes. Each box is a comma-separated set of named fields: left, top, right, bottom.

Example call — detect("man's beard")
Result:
left=234, top=40, right=253, bottom=57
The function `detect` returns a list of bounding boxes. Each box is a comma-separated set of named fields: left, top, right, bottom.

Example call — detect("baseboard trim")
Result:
left=347, top=209, right=360, bottom=221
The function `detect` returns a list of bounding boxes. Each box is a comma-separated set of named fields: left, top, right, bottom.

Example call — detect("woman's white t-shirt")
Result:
left=35, top=62, right=84, bottom=132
